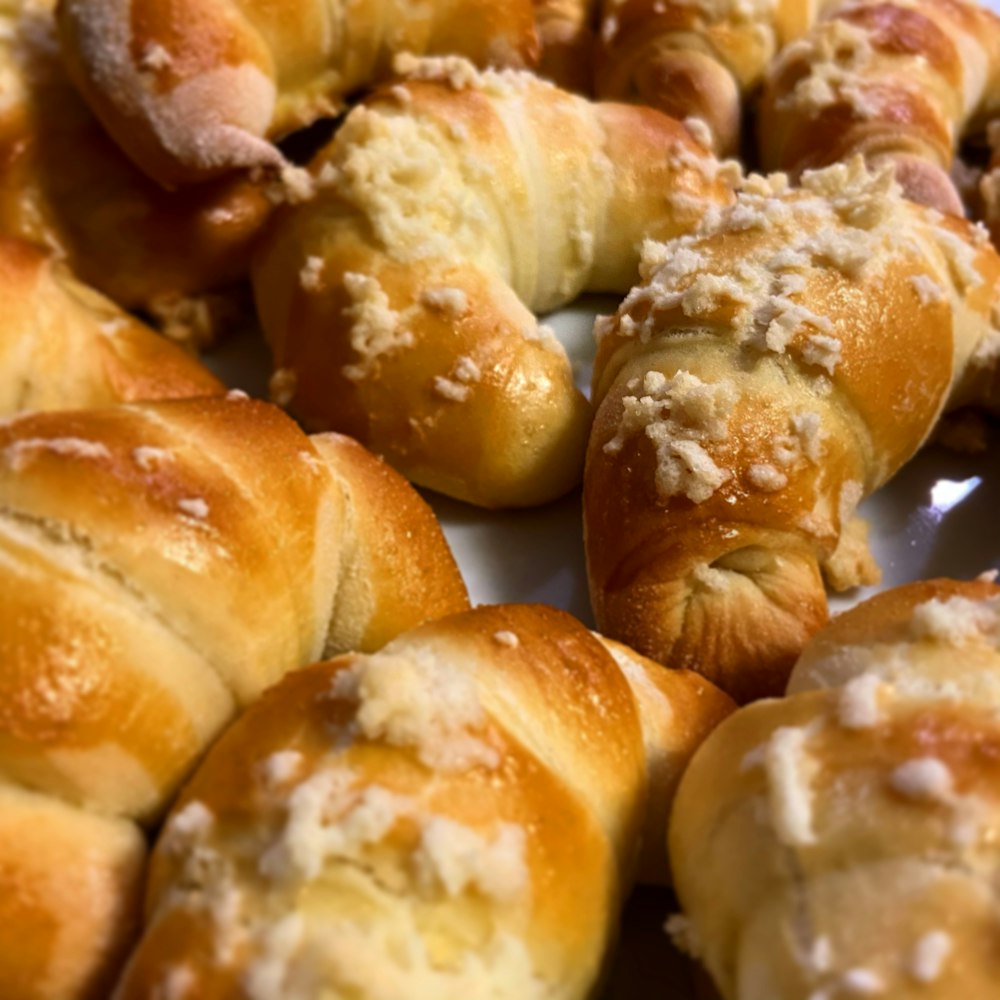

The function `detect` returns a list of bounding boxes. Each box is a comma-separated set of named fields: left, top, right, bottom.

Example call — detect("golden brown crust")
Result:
left=759, top=0, right=1000, bottom=212
left=670, top=578, right=1000, bottom=999
left=0, top=2, right=272, bottom=330
left=57, top=0, right=540, bottom=186
left=593, top=0, right=816, bottom=154
left=116, top=605, right=731, bottom=999
left=0, top=237, right=224, bottom=415
left=0, top=786, right=146, bottom=1000
left=310, top=432, right=471, bottom=652
left=253, top=62, right=735, bottom=507
left=597, top=636, right=736, bottom=882
left=585, top=161, right=1000, bottom=703
left=0, top=395, right=467, bottom=997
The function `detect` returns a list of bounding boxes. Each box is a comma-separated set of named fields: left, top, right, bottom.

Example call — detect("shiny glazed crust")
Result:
left=0, top=236, right=225, bottom=414
left=760, top=0, right=1000, bottom=214
left=56, top=0, right=540, bottom=186
left=0, top=395, right=468, bottom=999
left=253, top=60, right=735, bottom=507
left=585, top=159, right=1000, bottom=703
left=0, top=0, right=272, bottom=329
left=670, top=577, right=1000, bottom=999
left=115, top=604, right=732, bottom=999
left=594, top=0, right=823, bottom=154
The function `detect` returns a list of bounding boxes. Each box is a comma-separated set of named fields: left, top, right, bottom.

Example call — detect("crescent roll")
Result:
left=586, top=157, right=1000, bottom=703
left=670, top=576, right=1000, bottom=999
left=0, top=0, right=272, bottom=345
left=115, top=605, right=733, bottom=999
left=0, top=395, right=468, bottom=999
left=56, top=0, right=540, bottom=187
left=760, top=0, right=1000, bottom=215
left=253, top=58, right=737, bottom=507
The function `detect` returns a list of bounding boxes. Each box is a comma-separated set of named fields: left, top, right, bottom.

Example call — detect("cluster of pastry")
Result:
left=2, top=0, right=1000, bottom=998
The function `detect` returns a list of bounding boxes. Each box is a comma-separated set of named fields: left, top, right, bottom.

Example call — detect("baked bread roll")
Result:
left=586, top=157, right=1000, bottom=703
left=0, top=394, right=468, bottom=1000
left=115, top=604, right=733, bottom=999
left=594, top=0, right=821, bottom=155
left=253, top=58, right=736, bottom=507
left=759, top=0, right=1000, bottom=215
left=0, top=0, right=272, bottom=346
left=670, top=576, right=1000, bottom=999
left=56, top=0, right=540, bottom=187
left=0, top=236, right=225, bottom=414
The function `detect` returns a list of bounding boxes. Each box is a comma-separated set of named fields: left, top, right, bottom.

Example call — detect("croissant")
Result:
left=56, top=0, right=540, bottom=187
left=585, top=157, right=1000, bottom=704
left=253, top=58, right=736, bottom=507
left=0, top=236, right=226, bottom=414
left=0, top=394, right=468, bottom=1000
left=113, top=603, right=733, bottom=999
left=0, top=0, right=273, bottom=346
left=759, top=0, right=1000, bottom=215
left=669, top=576, right=1000, bottom=999
left=593, top=0, right=815, bottom=155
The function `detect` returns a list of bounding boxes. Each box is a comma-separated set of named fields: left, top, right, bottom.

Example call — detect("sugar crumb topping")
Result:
left=299, top=255, right=325, bottom=292
left=422, top=286, right=469, bottom=317
left=889, top=757, right=953, bottom=803
left=493, top=630, right=519, bottom=648
left=139, top=42, right=173, bottom=72
left=330, top=647, right=499, bottom=771
left=258, top=751, right=304, bottom=789
left=910, top=274, right=946, bottom=306
left=433, top=354, right=482, bottom=402
left=838, top=674, right=882, bottom=730
left=259, top=772, right=414, bottom=882
left=908, top=930, right=952, bottom=984
left=391, top=53, right=535, bottom=99
left=163, top=800, right=214, bottom=848
left=747, top=462, right=788, bottom=493
left=603, top=370, right=736, bottom=504
left=132, top=446, right=172, bottom=472
left=177, top=497, right=209, bottom=520
left=413, top=818, right=529, bottom=902
left=340, top=272, right=414, bottom=382
left=743, top=723, right=821, bottom=846
left=911, top=595, right=1000, bottom=645
left=242, top=913, right=304, bottom=1000
left=4, top=437, right=111, bottom=472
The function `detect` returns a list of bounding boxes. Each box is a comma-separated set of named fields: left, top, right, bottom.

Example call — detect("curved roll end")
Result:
left=0, top=788, right=146, bottom=1000
left=609, top=47, right=742, bottom=157
left=58, top=0, right=281, bottom=187
left=308, top=431, right=470, bottom=653
left=871, top=152, right=963, bottom=216
left=591, top=540, right=829, bottom=704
